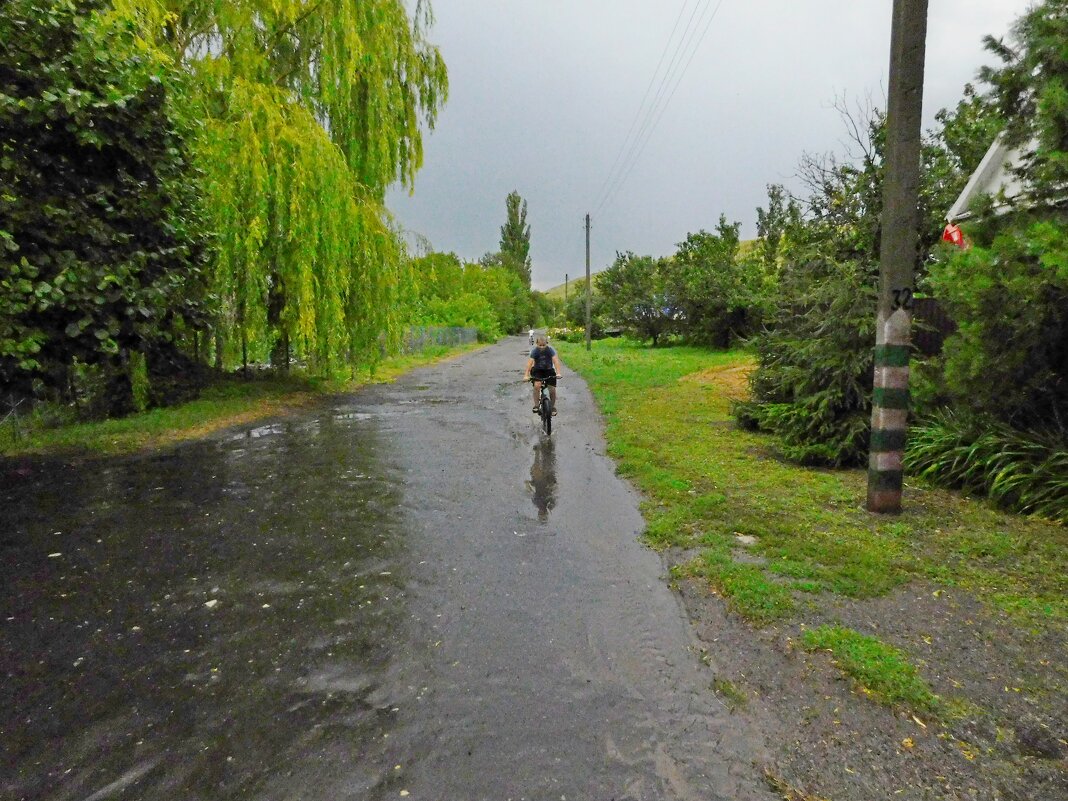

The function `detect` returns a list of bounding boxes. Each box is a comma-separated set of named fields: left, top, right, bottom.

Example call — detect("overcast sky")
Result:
left=386, top=0, right=1034, bottom=291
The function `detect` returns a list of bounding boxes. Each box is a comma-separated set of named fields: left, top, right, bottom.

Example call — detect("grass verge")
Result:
left=800, top=625, right=940, bottom=715
left=1, top=342, right=482, bottom=458
left=556, top=338, right=1067, bottom=627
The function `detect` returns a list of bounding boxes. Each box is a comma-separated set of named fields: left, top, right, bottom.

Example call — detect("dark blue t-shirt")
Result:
left=529, top=345, right=556, bottom=373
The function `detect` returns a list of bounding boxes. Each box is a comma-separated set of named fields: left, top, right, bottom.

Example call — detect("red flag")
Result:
left=942, top=223, right=967, bottom=248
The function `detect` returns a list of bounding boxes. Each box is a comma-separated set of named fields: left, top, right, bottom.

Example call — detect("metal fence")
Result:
left=401, top=325, right=478, bottom=354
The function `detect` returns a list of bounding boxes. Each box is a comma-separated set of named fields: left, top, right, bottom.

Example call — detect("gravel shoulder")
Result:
left=670, top=569, right=1067, bottom=801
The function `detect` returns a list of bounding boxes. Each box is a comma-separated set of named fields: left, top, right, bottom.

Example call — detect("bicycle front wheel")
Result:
left=541, top=395, right=552, bottom=435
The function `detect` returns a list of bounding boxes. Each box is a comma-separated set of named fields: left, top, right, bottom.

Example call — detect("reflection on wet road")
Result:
left=527, top=437, right=557, bottom=522
left=1, top=414, right=415, bottom=800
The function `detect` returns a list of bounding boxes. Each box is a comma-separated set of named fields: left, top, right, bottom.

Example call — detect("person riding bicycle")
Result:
left=524, top=335, right=563, bottom=415
left=528, top=328, right=535, bottom=346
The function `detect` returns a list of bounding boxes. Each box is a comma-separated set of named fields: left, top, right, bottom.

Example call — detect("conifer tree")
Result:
left=498, top=190, right=532, bottom=287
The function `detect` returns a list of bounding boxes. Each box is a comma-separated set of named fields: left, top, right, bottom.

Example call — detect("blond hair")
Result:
left=535, top=335, right=548, bottom=347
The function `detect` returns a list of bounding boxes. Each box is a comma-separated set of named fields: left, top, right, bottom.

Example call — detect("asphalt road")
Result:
left=1, top=336, right=767, bottom=801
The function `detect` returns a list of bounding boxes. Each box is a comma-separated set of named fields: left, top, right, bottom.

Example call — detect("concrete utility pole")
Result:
left=565, top=273, right=568, bottom=303
left=585, top=214, right=592, bottom=351
left=867, top=0, right=929, bottom=514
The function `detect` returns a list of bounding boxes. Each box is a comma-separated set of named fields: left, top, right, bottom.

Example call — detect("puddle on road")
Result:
left=526, top=438, right=558, bottom=523
left=0, top=410, right=413, bottom=800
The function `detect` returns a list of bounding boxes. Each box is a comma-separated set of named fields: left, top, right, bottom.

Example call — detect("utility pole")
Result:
left=867, top=0, right=928, bottom=514
left=565, top=273, right=568, bottom=303
left=584, top=214, right=592, bottom=351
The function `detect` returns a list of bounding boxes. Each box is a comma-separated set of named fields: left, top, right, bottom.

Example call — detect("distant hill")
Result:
left=542, top=271, right=603, bottom=302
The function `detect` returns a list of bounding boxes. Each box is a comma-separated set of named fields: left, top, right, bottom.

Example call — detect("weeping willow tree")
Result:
left=114, top=0, right=447, bottom=370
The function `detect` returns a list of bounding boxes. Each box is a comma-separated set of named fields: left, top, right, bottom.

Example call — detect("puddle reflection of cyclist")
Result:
left=523, top=335, right=563, bottom=416
left=529, top=438, right=557, bottom=522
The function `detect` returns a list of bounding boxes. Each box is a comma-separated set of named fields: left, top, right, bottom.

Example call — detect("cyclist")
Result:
left=528, top=328, right=535, bottom=346
left=524, top=335, right=563, bottom=415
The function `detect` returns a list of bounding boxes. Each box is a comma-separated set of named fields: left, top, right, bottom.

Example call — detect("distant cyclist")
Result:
left=524, top=335, right=563, bottom=415
left=528, top=328, right=535, bottom=346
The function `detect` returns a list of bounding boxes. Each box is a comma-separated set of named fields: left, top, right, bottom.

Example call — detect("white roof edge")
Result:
left=946, top=130, right=1034, bottom=223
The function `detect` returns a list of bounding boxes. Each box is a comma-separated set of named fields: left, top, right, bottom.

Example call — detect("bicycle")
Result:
left=530, top=375, right=559, bottom=436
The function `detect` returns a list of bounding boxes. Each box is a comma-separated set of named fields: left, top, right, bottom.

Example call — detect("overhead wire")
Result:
left=593, top=0, right=711, bottom=212
left=593, top=0, right=726, bottom=214
left=597, top=0, right=722, bottom=213
left=589, top=0, right=691, bottom=214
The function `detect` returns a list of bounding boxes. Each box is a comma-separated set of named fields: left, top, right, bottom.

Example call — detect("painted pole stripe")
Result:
left=870, top=451, right=903, bottom=472
left=868, top=468, right=904, bottom=492
left=872, top=407, right=908, bottom=430
left=880, top=309, right=913, bottom=346
left=874, top=365, right=910, bottom=390
left=873, top=387, right=909, bottom=409
left=868, top=488, right=902, bottom=512
left=874, top=344, right=910, bottom=367
left=871, top=427, right=907, bottom=452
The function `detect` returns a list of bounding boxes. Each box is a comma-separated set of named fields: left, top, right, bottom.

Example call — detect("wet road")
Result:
left=1, top=337, right=767, bottom=800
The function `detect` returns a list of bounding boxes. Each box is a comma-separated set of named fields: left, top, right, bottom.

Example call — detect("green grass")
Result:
left=556, top=338, right=1068, bottom=627
left=801, top=625, right=940, bottom=715
left=1, top=342, right=482, bottom=458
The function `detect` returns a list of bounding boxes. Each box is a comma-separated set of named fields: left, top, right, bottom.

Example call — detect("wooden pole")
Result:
left=585, top=214, right=592, bottom=351
left=867, top=0, right=929, bottom=514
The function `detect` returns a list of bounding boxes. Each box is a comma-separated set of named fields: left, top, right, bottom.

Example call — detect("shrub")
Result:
left=906, top=409, right=1068, bottom=523
left=926, top=218, right=1068, bottom=431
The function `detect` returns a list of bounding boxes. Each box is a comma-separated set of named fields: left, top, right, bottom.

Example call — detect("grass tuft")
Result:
left=800, top=625, right=940, bottom=715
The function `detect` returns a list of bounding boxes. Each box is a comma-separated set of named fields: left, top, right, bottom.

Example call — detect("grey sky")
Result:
left=386, top=1, right=1034, bottom=290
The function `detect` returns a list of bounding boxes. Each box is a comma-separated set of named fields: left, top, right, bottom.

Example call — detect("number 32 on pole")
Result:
left=890, top=287, right=915, bottom=312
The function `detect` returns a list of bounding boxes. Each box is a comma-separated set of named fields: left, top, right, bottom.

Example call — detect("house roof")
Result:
left=946, top=131, right=1030, bottom=222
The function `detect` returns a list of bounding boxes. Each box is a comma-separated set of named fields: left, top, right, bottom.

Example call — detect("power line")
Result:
left=594, top=0, right=712, bottom=212
left=601, top=0, right=725, bottom=213
left=596, top=0, right=726, bottom=214
left=590, top=0, right=691, bottom=212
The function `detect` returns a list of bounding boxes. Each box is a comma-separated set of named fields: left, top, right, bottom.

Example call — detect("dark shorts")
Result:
left=531, top=369, right=557, bottom=387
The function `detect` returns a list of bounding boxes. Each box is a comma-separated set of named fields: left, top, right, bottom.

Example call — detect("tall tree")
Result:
left=661, top=215, right=753, bottom=347
left=599, top=252, right=676, bottom=346
left=498, top=190, right=532, bottom=287
left=113, top=0, right=449, bottom=371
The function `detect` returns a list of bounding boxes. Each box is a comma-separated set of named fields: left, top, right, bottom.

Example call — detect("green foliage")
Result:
left=562, top=286, right=607, bottom=338
left=927, top=218, right=1068, bottom=430
left=141, top=0, right=448, bottom=371
left=801, top=625, right=940, bottom=714
left=0, top=0, right=209, bottom=412
left=906, top=410, right=1068, bottom=524
left=498, top=190, right=532, bottom=287
left=900, top=2, right=1068, bottom=517
left=598, top=252, right=677, bottom=345
left=195, top=77, right=402, bottom=369
left=128, top=351, right=150, bottom=413
left=662, top=215, right=763, bottom=348
left=737, top=90, right=1001, bottom=466
left=980, top=0, right=1068, bottom=207
left=410, top=251, right=532, bottom=340
left=754, top=183, right=793, bottom=271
